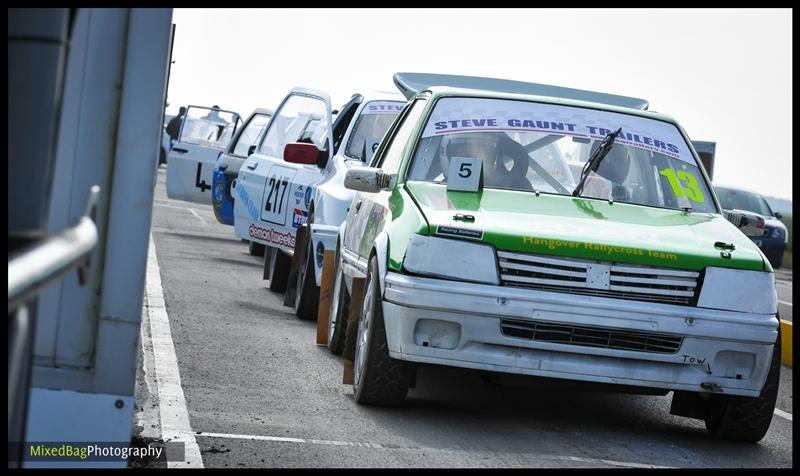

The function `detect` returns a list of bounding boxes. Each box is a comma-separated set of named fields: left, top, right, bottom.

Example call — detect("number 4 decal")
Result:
left=195, top=163, right=210, bottom=192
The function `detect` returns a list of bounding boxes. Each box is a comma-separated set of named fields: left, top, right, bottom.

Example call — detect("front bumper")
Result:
left=381, top=273, right=779, bottom=397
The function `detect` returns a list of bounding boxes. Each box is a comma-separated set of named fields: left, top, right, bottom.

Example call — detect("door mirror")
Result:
left=774, top=211, right=783, bottom=220
left=247, top=144, right=257, bottom=156
left=344, top=167, right=393, bottom=193
left=724, top=209, right=766, bottom=237
left=284, top=142, right=321, bottom=165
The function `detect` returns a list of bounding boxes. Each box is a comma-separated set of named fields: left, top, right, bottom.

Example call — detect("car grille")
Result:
left=501, top=319, right=683, bottom=354
left=497, top=251, right=700, bottom=306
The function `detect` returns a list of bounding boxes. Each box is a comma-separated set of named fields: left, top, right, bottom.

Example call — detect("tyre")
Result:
left=327, top=243, right=349, bottom=355
left=267, top=247, right=290, bottom=292
left=248, top=240, right=266, bottom=257
left=293, top=226, right=320, bottom=320
left=353, top=255, right=414, bottom=405
left=705, top=331, right=782, bottom=442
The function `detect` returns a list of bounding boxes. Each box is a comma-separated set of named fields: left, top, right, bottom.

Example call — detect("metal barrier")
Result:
left=7, top=186, right=100, bottom=461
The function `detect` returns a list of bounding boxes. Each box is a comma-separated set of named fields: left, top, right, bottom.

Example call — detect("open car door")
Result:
left=166, top=105, right=241, bottom=204
left=234, top=88, right=334, bottom=256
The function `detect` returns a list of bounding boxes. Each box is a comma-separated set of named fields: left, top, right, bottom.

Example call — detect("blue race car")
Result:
left=715, top=184, right=788, bottom=268
left=211, top=108, right=273, bottom=227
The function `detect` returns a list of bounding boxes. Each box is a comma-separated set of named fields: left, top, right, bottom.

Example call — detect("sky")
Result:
left=166, top=8, right=792, bottom=200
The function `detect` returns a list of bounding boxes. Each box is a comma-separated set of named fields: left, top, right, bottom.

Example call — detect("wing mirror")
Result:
left=344, top=167, right=394, bottom=193
left=724, top=209, right=766, bottom=237
left=247, top=144, right=257, bottom=156
left=284, top=142, right=323, bottom=165
left=774, top=211, right=783, bottom=220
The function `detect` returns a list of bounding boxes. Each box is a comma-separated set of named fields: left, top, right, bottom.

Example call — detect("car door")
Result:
left=344, top=98, right=427, bottom=271
left=234, top=89, right=334, bottom=254
left=212, top=111, right=273, bottom=224
left=166, top=105, right=241, bottom=204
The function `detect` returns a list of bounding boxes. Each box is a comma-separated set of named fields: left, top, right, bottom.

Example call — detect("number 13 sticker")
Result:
left=447, top=157, right=483, bottom=192
left=659, top=168, right=705, bottom=203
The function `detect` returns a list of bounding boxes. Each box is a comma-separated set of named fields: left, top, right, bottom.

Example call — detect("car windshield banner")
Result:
left=363, top=101, right=405, bottom=114
left=422, top=97, right=693, bottom=164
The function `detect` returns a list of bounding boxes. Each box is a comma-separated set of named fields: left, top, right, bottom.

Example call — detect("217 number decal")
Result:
left=264, top=175, right=290, bottom=214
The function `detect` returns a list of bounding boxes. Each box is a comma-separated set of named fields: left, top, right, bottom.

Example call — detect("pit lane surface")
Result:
left=134, top=167, right=792, bottom=468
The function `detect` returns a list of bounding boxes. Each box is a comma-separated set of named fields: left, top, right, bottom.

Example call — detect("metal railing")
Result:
left=8, top=186, right=100, bottom=460
left=8, top=186, right=101, bottom=312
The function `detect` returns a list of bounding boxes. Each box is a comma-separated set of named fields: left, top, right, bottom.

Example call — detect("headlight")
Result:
left=771, top=227, right=783, bottom=239
left=697, top=267, right=776, bottom=314
left=403, top=234, right=500, bottom=285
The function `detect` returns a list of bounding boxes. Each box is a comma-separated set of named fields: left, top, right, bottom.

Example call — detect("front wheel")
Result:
left=327, top=243, right=349, bottom=355
left=294, top=226, right=320, bottom=320
left=353, top=256, right=414, bottom=405
left=705, top=332, right=782, bottom=442
left=248, top=240, right=266, bottom=257
left=267, top=247, right=290, bottom=292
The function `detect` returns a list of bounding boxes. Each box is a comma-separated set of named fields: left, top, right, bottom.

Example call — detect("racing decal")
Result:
left=261, top=165, right=297, bottom=225
left=292, top=208, right=309, bottom=228
left=212, top=180, right=225, bottom=209
left=437, top=225, right=483, bottom=240
left=521, top=236, right=678, bottom=262
left=304, top=185, right=313, bottom=208
left=659, top=168, right=706, bottom=203
left=363, top=101, right=405, bottom=114
left=236, top=181, right=260, bottom=221
left=294, top=185, right=304, bottom=205
left=195, top=163, right=211, bottom=192
left=421, top=97, right=691, bottom=163
left=248, top=224, right=296, bottom=248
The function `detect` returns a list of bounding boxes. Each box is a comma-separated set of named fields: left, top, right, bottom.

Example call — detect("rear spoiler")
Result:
left=393, top=72, right=649, bottom=110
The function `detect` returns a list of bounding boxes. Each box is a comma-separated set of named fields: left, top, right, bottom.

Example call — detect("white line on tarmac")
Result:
left=188, top=208, right=207, bottom=226
left=778, top=300, right=792, bottom=307
left=774, top=408, right=793, bottom=421
left=153, top=202, right=194, bottom=211
left=145, top=235, right=204, bottom=468
left=197, top=431, right=674, bottom=468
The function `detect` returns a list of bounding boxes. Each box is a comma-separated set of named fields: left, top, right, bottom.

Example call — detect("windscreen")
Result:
left=344, top=101, right=404, bottom=161
left=406, top=97, right=716, bottom=213
left=715, top=187, right=773, bottom=216
left=179, top=106, right=240, bottom=148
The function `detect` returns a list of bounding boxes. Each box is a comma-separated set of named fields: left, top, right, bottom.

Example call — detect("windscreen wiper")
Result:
left=572, top=127, right=622, bottom=197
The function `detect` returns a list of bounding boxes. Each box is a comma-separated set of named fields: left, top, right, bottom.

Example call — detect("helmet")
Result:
left=439, top=132, right=502, bottom=179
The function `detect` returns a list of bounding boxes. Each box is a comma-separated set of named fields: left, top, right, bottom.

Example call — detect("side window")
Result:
left=232, top=114, right=271, bottom=156
left=375, top=99, right=426, bottom=174
left=179, top=106, right=240, bottom=148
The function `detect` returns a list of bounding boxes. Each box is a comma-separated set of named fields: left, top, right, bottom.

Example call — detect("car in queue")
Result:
left=288, top=91, right=405, bottom=320
left=233, top=88, right=332, bottom=280
left=329, top=72, right=780, bottom=443
left=210, top=108, right=273, bottom=254
left=166, top=105, right=241, bottom=204
left=232, top=88, right=405, bottom=321
left=715, top=184, right=788, bottom=269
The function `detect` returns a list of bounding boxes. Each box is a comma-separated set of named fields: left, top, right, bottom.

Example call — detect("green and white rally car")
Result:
left=330, top=73, right=780, bottom=442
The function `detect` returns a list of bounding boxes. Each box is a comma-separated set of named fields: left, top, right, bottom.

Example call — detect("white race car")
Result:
left=233, top=88, right=405, bottom=319
left=166, top=105, right=242, bottom=204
